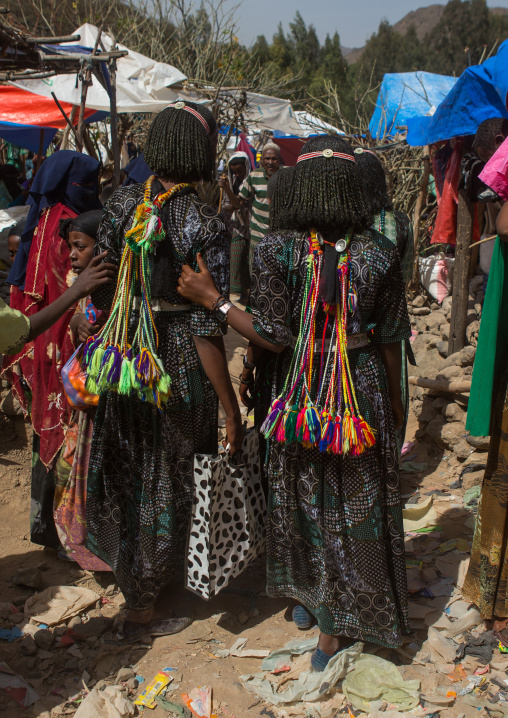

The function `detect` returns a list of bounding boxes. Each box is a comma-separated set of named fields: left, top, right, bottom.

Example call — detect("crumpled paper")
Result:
left=241, top=641, right=363, bottom=704
left=24, top=586, right=99, bottom=626
left=342, top=654, right=420, bottom=712
left=403, top=495, right=439, bottom=532
left=74, top=685, right=135, bottom=718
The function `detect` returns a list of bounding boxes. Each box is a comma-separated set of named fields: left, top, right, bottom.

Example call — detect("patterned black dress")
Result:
left=86, top=182, right=229, bottom=610
left=250, top=229, right=411, bottom=647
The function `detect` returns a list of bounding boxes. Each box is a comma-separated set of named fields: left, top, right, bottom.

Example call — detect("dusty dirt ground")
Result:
left=0, top=321, right=492, bottom=718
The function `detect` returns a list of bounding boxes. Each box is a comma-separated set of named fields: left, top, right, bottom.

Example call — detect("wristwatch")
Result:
left=243, top=355, right=256, bottom=370
left=215, top=300, right=233, bottom=323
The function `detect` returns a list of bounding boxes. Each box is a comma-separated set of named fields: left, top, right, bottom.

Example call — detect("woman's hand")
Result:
left=70, top=253, right=117, bottom=300
left=178, top=253, right=221, bottom=309
left=225, top=411, right=244, bottom=456
left=239, top=371, right=254, bottom=408
left=218, top=175, right=230, bottom=191
left=70, top=313, right=97, bottom=343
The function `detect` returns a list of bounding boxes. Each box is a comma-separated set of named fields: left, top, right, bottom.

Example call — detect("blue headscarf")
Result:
left=8, top=150, right=101, bottom=289
left=122, top=153, right=152, bottom=186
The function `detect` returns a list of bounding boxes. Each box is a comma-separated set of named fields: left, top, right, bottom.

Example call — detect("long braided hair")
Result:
left=283, top=135, right=372, bottom=233
left=144, top=102, right=217, bottom=183
left=353, top=149, right=392, bottom=216
left=267, top=166, right=294, bottom=231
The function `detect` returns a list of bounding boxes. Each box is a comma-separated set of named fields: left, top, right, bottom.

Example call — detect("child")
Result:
left=7, top=219, right=24, bottom=261
left=53, top=209, right=111, bottom=571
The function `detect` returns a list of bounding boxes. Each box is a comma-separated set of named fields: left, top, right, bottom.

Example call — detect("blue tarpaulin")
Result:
left=406, top=39, right=508, bottom=146
left=369, top=71, right=457, bottom=140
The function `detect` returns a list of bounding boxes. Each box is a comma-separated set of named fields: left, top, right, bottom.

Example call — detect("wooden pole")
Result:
left=448, top=190, right=474, bottom=356
left=411, top=145, right=431, bottom=290
left=76, top=27, right=103, bottom=153
left=60, top=105, right=78, bottom=149
left=109, top=55, right=121, bottom=191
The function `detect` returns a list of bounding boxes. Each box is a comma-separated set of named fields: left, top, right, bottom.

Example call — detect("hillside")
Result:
left=344, top=4, right=508, bottom=64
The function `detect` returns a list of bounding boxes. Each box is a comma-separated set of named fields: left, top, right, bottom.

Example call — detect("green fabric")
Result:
left=466, top=236, right=508, bottom=437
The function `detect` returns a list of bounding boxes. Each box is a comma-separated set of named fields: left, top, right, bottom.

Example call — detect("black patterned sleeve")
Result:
left=250, top=236, right=293, bottom=347
left=371, top=248, right=411, bottom=344
left=90, top=206, right=120, bottom=311
left=190, top=223, right=230, bottom=337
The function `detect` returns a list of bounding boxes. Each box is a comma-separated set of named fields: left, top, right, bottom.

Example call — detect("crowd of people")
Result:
left=0, top=101, right=506, bottom=669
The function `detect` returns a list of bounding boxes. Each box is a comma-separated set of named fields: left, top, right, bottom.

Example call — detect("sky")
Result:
left=226, top=0, right=508, bottom=49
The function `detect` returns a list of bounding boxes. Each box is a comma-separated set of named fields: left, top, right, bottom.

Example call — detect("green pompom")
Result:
left=118, top=359, right=132, bottom=396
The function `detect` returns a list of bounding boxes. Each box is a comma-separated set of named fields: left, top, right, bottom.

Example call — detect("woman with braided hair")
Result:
left=84, top=102, right=242, bottom=639
left=178, top=135, right=411, bottom=669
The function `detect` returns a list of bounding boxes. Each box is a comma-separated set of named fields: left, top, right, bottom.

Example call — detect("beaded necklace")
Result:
left=261, top=231, right=376, bottom=455
left=378, top=208, right=386, bottom=234
left=81, top=176, right=193, bottom=408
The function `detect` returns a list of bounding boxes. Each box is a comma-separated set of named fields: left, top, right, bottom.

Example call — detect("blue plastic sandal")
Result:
left=311, top=647, right=339, bottom=672
left=292, top=604, right=314, bottom=630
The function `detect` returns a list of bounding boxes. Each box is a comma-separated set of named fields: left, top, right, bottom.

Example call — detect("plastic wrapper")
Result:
left=241, top=642, right=363, bottom=705
left=342, top=654, right=420, bottom=712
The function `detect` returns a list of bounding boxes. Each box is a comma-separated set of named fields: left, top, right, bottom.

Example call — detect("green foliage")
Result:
left=245, top=0, right=508, bottom=124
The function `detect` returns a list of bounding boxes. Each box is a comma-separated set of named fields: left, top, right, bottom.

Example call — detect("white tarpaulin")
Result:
left=155, top=87, right=304, bottom=135
left=11, top=23, right=186, bottom=113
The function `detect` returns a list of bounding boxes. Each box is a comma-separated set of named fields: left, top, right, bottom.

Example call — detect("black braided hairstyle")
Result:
left=283, top=135, right=372, bottom=233
left=143, top=102, right=218, bottom=183
left=353, top=148, right=392, bottom=216
left=267, top=166, right=294, bottom=231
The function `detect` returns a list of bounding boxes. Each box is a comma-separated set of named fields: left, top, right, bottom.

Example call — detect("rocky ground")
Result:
left=0, top=285, right=506, bottom=718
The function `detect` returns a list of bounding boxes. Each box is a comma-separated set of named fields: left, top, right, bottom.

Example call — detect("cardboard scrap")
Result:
left=24, top=586, right=99, bottom=626
left=229, top=638, right=269, bottom=658
left=403, top=496, right=439, bottom=532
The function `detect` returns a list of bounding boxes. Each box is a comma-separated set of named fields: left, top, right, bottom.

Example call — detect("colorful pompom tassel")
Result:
left=261, top=398, right=285, bottom=438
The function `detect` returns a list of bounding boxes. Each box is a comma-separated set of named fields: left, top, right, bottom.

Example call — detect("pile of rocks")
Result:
left=408, top=273, right=488, bottom=464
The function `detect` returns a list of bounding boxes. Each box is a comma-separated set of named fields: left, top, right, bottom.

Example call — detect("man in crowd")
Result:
left=237, top=141, right=281, bottom=271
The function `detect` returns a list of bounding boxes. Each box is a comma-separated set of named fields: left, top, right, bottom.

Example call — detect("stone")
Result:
left=436, top=341, right=448, bottom=358
left=126, top=678, right=139, bottom=691
left=412, top=307, right=431, bottom=316
left=426, top=417, right=446, bottom=443
left=237, top=611, right=251, bottom=625
left=439, top=422, right=466, bottom=450
left=440, top=324, right=450, bottom=342
left=469, top=275, right=484, bottom=294
left=466, top=434, right=490, bottom=451
left=459, top=346, right=476, bottom=366
left=11, top=612, right=25, bottom=624
left=432, top=397, right=450, bottom=409
left=443, top=403, right=467, bottom=422
left=424, top=313, right=443, bottom=333
left=53, top=626, right=67, bottom=637
left=105, top=584, right=117, bottom=596
left=430, top=301, right=440, bottom=310
left=68, top=616, right=81, bottom=628
left=418, top=403, right=436, bottom=425
left=13, top=568, right=43, bottom=590
left=436, top=365, right=463, bottom=381
left=20, top=635, right=37, bottom=656
left=466, top=320, right=480, bottom=345
left=412, top=333, right=439, bottom=354
left=454, top=440, right=473, bottom=461
left=34, top=629, right=55, bottom=651
left=439, top=351, right=461, bottom=370
left=71, top=616, right=113, bottom=640
left=462, top=468, right=484, bottom=489
left=442, top=296, right=453, bottom=314
left=116, top=667, right=136, bottom=683
left=0, top=390, right=22, bottom=417
left=412, top=295, right=426, bottom=308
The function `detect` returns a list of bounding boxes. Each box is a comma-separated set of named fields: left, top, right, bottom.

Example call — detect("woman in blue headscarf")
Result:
left=2, top=150, right=102, bottom=549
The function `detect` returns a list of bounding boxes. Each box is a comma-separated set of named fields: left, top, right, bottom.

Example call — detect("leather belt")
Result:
left=314, top=332, right=370, bottom=352
left=132, top=297, right=192, bottom=312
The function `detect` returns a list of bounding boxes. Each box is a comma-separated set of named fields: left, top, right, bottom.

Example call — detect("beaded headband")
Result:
left=165, top=102, right=211, bottom=135
left=354, top=147, right=377, bottom=156
left=297, top=149, right=355, bottom=163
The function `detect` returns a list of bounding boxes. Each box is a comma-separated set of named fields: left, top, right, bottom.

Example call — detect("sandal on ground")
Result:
left=122, top=616, right=192, bottom=643
left=292, top=605, right=314, bottom=630
left=311, top=647, right=339, bottom=672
